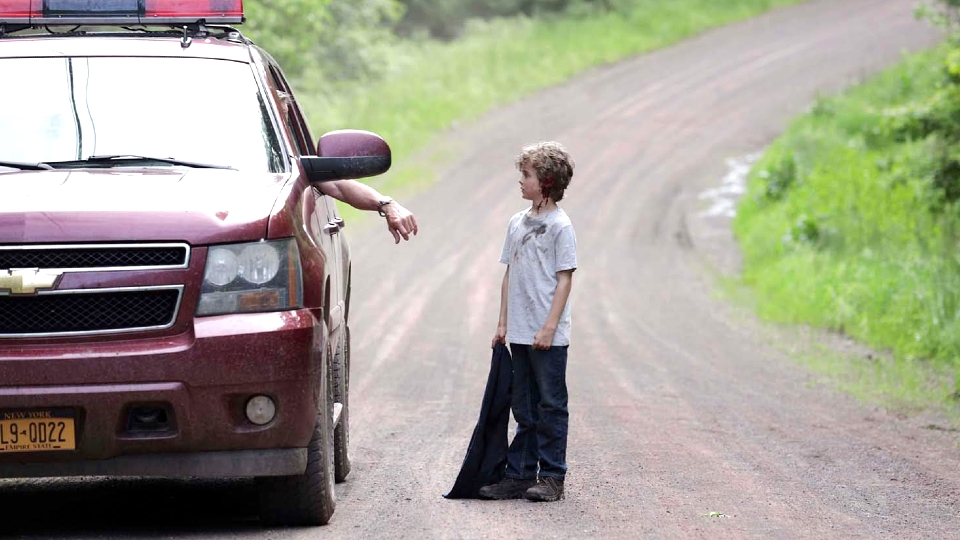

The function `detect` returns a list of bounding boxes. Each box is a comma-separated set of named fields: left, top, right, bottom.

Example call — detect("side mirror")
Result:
left=301, top=130, right=392, bottom=183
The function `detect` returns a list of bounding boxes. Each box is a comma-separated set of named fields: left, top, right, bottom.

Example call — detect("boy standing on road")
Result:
left=480, top=141, right=577, bottom=503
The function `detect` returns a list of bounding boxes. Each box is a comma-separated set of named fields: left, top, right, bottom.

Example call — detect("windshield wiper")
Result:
left=0, top=160, right=54, bottom=171
left=48, top=155, right=236, bottom=170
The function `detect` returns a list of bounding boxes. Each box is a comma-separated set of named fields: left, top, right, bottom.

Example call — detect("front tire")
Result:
left=257, top=341, right=337, bottom=526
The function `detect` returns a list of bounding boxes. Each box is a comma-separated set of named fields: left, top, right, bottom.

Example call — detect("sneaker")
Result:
left=478, top=477, right=537, bottom=500
left=524, top=477, right=564, bottom=502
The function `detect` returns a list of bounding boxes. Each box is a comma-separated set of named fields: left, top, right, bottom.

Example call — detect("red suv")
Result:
left=0, top=0, right=384, bottom=526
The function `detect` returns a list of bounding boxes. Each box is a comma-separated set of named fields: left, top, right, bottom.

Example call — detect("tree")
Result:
left=245, top=0, right=402, bottom=83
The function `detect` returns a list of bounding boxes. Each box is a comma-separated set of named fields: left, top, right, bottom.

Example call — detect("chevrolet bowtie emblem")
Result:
left=0, top=269, right=62, bottom=295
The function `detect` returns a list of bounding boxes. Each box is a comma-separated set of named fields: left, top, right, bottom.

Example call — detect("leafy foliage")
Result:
left=245, top=0, right=401, bottom=83
left=734, top=4, right=960, bottom=394
left=243, top=0, right=626, bottom=84
left=244, top=0, right=333, bottom=79
left=756, top=152, right=798, bottom=202
left=750, top=2, right=960, bottom=210
left=879, top=1, right=960, bottom=206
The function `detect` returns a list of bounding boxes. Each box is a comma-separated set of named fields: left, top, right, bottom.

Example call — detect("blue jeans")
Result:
left=506, top=344, right=568, bottom=480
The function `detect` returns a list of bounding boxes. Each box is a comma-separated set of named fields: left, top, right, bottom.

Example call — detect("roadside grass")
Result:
left=797, top=343, right=958, bottom=415
left=733, top=46, right=960, bottom=414
left=715, top=280, right=959, bottom=418
left=293, top=0, right=809, bottom=221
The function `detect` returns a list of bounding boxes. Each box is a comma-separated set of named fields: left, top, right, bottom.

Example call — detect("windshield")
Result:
left=0, top=56, right=284, bottom=172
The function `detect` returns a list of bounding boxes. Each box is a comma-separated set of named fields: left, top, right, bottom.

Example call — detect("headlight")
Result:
left=238, top=243, right=281, bottom=285
left=206, top=247, right=240, bottom=286
left=196, top=239, right=303, bottom=316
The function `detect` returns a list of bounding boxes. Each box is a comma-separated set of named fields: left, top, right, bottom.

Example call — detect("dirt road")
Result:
left=4, top=0, right=955, bottom=538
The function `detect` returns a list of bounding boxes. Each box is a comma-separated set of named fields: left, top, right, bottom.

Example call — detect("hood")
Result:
left=0, top=168, right=291, bottom=245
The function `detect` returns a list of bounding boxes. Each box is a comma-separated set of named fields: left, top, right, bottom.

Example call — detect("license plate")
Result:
left=0, top=409, right=76, bottom=453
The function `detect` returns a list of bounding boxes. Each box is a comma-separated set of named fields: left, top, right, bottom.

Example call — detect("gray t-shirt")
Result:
left=499, top=207, right=577, bottom=346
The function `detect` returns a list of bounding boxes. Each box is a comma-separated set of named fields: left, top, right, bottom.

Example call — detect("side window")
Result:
left=267, top=65, right=314, bottom=156
left=287, top=96, right=316, bottom=156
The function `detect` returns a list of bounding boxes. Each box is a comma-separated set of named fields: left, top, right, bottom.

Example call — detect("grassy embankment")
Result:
left=733, top=46, right=960, bottom=414
left=294, top=0, right=808, bottom=220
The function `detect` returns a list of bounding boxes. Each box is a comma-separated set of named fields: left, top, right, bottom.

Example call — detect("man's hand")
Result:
left=382, top=201, right=419, bottom=244
left=492, top=324, right=507, bottom=348
left=533, top=326, right=555, bottom=350
left=316, top=180, right=419, bottom=244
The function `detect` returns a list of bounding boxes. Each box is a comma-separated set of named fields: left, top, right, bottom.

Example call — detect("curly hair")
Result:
left=515, top=141, right=575, bottom=202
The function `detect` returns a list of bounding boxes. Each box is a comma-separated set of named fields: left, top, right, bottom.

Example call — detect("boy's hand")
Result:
left=491, top=325, right=507, bottom=348
left=533, top=327, right=555, bottom=350
left=492, top=325, right=507, bottom=348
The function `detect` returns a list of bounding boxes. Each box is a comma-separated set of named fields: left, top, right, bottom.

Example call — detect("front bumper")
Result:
left=0, top=448, right=308, bottom=478
left=0, top=309, right=323, bottom=478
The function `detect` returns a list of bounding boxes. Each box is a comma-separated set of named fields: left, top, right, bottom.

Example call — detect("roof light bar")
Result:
left=0, top=0, right=243, bottom=26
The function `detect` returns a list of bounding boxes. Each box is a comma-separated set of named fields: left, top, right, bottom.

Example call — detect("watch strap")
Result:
left=377, top=198, right=393, bottom=217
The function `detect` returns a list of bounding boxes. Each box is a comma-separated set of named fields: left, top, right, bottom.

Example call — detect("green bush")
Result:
left=243, top=0, right=624, bottom=78
left=245, top=0, right=401, bottom=83
left=734, top=33, right=960, bottom=404
left=756, top=152, right=798, bottom=202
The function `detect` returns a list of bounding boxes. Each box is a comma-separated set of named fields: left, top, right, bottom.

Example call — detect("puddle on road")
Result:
left=697, top=152, right=763, bottom=218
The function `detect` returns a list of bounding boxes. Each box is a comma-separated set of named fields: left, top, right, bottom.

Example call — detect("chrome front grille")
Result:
left=0, top=244, right=189, bottom=271
left=0, top=287, right=183, bottom=337
left=0, top=244, right=189, bottom=337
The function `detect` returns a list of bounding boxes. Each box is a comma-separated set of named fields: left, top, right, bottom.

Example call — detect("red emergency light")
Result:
left=0, top=0, right=243, bottom=25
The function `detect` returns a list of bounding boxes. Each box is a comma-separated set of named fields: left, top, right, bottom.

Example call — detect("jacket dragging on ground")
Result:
left=443, top=343, right=512, bottom=499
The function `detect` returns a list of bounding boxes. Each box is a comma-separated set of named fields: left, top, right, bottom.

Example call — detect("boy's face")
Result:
left=519, top=163, right=541, bottom=201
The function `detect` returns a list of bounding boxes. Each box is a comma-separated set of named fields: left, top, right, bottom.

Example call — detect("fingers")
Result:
left=384, top=203, right=418, bottom=242
left=387, top=219, right=412, bottom=242
left=398, top=215, right=415, bottom=240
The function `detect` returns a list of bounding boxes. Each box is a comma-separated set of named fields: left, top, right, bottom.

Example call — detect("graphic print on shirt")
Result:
left=516, top=221, right=548, bottom=264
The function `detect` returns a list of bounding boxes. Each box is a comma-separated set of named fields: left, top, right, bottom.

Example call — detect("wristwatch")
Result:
left=376, top=197, right=393, bottom=217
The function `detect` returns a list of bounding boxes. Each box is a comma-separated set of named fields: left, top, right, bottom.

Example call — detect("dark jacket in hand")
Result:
left=444, top=343, right=512, bottom=499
